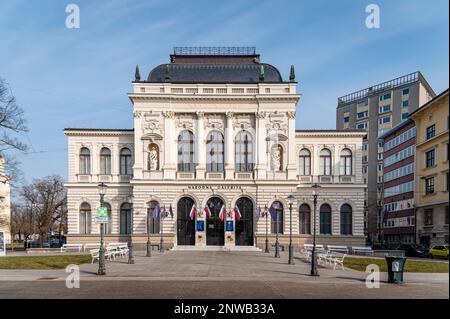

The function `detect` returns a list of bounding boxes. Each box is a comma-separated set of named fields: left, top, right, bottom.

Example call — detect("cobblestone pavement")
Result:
left=0, top=250, right=448, bottom=299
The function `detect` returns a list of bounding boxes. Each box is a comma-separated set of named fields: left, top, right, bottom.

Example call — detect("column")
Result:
left=113, top=144, right=119, bottom=182
left=196, top=111, right=206, bottom=179
left=163, top=111, right=176, bottom=179
left=256, top=111, right=267, bottom=179
left=286, top=111, right=297, bottom=179
left=225, top=112, right=235, bottom=180
left=133, top=111, right=143, bottom=179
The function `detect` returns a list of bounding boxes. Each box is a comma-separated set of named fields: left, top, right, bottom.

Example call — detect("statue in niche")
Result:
left=148, top=143, right=159, bottom=170
left=271, top=145, right=282, bottom=171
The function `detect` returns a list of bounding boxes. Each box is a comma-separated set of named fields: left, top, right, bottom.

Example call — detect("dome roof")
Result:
left=146, top=63, right=283, bottom=84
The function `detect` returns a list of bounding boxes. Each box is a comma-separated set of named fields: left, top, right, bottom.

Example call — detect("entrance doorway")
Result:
left=206, top=197, right=225, bottom=246
left=235, top=197, right=254, bottom=246
left=177, top=197, right=195, bottom=245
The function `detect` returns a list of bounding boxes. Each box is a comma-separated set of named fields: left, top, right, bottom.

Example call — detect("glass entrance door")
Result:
left=235, top=197, right=254, bottom=246
left=206, top=197, right=224, bottom=246
left=177, top=197, right=195, bottom=245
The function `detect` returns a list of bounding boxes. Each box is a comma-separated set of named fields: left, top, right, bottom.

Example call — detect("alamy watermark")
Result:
left=365, top=4, right=380, bottom=29
left=65, top=264, right=80, bottom=288
left=65, top=4, right=80, bottom=29
left=365, top=264, right=380, bottom=288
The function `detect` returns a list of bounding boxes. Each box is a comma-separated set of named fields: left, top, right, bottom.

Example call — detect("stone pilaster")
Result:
left=162, top=111, right=176, bottom=179
left=256, top=111, right=267, bottom=179
left=225, top=112, right=235, bottom=180
left=196, top=112, right=206, bottom=179
left=286, top=111, right=297, bottom=179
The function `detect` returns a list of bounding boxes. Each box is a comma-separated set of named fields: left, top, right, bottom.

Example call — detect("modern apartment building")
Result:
left=336, top=72, right=435, bottom=243
left=410, top=89, right=449, bottom=246
left=379, top=119, right=416, bottom=247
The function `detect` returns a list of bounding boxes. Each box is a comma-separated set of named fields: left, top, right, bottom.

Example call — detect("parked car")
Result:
left=371, top=243, right=387, bottom=250
left=428, top=245, right=449, bottom=259
left=396, top=244, right=429, bottom=258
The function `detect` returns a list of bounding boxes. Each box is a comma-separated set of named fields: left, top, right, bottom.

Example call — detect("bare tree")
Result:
left=10, top=203, right=36, bottom=249
left=20, top=175, right=67, bottom=247
left=0, top=79, right=28, bottom=153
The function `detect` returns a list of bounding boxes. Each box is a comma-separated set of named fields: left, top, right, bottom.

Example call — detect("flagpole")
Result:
left=160, top=206, right=164, bottom=252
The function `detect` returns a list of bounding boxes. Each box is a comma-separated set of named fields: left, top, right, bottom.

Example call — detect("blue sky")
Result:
left=0, top=0, right=448, bottom=185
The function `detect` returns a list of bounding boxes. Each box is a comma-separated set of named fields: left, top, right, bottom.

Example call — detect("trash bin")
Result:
left=385, top=256, right=407, bottom=284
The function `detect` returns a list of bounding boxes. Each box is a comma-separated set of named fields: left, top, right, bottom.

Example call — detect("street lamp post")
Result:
left=97, top=182, right=108, bottom=276
left=311, top=183, right=321, bottom=276
left=127, top=196, right=134, bottom=264
left=287, top=194, right=295, bottom=265
left=264, top=205, right=269, bottom=253
left=160, top=206, right=166, bottom=253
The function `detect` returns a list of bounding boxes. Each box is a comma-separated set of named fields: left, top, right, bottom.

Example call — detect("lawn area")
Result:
left=0, top=255, right=91, bottom=269
left=344, top=257, right=449, bottom=273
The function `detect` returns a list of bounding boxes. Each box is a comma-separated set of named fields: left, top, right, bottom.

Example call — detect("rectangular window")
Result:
left=377, top=153, right=383, bottom=160
left=379, top=116, right=391, bottom=125
left=379, top=105, right=391, bottom=113
left=343, top=117, right=350, bottom=123
left=363, top=144, right=368, bottom=151
left=377, top=164, right=383, bottom=171
left=402, top=100, right=409, bottom=107
left=357, top=122, right=368, bottom=129
left=402, top=113, right=409, bottom=120
left=424, top=209, right=433, bottom=225
left=402, top=88, right=410, bottom=95
left=380, top=93, right=391, bottom=101
left=357, top=111, right=368, bottom=119
left=426, top=124, right=436, bottom=139
left=446, top=172, right=450, bottom=192
left=426, top=149, right=435, bottom=167
left=425, top=177, right=435, bottom=195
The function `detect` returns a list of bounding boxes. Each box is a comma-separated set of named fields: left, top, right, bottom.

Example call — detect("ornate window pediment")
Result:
left=141, top=133, right=163, bottom=141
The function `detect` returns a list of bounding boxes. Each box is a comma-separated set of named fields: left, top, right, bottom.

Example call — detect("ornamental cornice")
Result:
left=128, top=93, right=300, bottom=103
left=66, top=131, right=134, bottom=137
left=295, top=132, right=367, bottom=138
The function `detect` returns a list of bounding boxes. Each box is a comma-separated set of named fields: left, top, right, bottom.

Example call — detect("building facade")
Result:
left=0, top=156, right=11, bottom=245
left=336, top=72, right=435, bottom=243
left=65, top=47, right=367, bottom=250
left=410, top=89, right=449, bottom=246
left=379, top=119, right=416, bottom=247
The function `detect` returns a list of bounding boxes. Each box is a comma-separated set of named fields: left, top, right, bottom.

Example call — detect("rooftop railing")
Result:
left=338, top=71, right=420, bottom=105
left=173, top=46, right=257, bottom=56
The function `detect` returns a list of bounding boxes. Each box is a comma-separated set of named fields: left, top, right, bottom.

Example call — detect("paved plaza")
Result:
left=0, top=250, right=448, bottom=299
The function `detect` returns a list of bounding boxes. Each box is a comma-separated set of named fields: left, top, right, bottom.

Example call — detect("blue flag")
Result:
left=161, top=206, right=166, bottom=219
left=152, top=204, right=160, bottom=220
left=256, top=206, right=261, bottom=221
left=269, top=205, right=277, bottom=220
left=169, top=205, right=174, bottom=218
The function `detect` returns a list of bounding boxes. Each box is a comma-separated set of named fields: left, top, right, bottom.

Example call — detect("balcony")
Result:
left=177, top=172, right=195, bottom=179
left=119, top=175, right=132, bottom=183
left=319, top=175, right=333, bottom=184
left=206, top=172, right=224, bottom=180
left=340, top=175, right=354, bottom=183
left=297, top=175, right=312, bottom=183
left=77, top=174, right=91, bottom=183
left=234, top=172, right=253, bottom=180
left=98, top=175, right=111, bottom=182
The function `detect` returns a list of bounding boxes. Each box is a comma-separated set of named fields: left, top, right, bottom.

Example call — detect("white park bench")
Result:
left=326, top=245, right=349, bottom=254
left=320, top=252, right=346, bottom=270
left=90, top=248, right=115, bottom=263
left=83, top=243, right=101, bottom=252
left=60, top=244, right=83, bottom=253
left=352, top=246, right=374, bottom=256
left=302, top=244, right=325, bottom=261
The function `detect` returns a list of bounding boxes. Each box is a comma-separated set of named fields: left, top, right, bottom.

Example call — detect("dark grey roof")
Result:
left=146, top=63, right=283, bottom=83
left=64, top=128, right=134, bottom=132
left=296, top=129, right=367, bottom=133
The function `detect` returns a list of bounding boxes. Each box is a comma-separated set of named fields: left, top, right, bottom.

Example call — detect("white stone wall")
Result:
left=65, top=83, right=366, bottom=247
left=0, top=157, right=11, bottom=244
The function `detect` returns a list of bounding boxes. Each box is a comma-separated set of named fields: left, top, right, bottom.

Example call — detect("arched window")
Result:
left=206, top=131, right=224, bottom=172
left=102, top=203, right=112, bottom=234
left=79, top=147, right=91, bottom=175
left=299, top=149, right=311, bottom=176
left=340, top=204, right=353, bottom=235
left=178, top=130, right=195, bottom=172
left=340, top=148, right=352, bottom=176
left=235, top=131, right=254, bottom=172
left=120, top=148, right=132, bottom=175
left=299, top=204, right=311, bottom=234
left=320, top=204, right=332, bottom=235
left=100, top=147, right=111, bottom=175
left=120, top=203, right=132, bottom=235
left=79, top=202, right=91, bottom=234
left=319, top=149, right=332, bottom=176
left=147, top=201, right=160, bottom=234
left=270, top=201, right=284, bottom=234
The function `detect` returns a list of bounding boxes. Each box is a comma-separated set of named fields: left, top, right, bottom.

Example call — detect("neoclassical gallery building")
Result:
left=65, top=47, right=367, bottom=249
